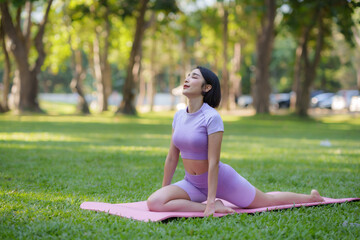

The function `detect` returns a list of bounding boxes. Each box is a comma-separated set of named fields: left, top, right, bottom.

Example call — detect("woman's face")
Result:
left=182, top=69, right=211, bottom=97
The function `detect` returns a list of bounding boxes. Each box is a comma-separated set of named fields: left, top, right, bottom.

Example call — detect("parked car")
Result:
left=311, top=90, right=325, bottom=98
left=318, top=96, right=334, bottom=109
left=349, top=96, right=360, bottom=112
left=271, top=93, right=291, bottom=108
left=332, top=90, right=359, bottom=110
left=238, top=92, right=292, bottom=109
left=310, top=93, right=335, bottom=108
left=237, top=95, right=253, bottom=108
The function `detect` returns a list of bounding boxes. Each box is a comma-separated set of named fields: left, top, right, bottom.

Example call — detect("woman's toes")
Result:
left=311, top=189, right=325, bottom=202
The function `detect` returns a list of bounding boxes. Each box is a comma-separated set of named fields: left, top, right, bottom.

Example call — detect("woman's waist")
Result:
left=182, top=158, right=223, bottom=175
left=183, top=161, right=226, bottom=188
left=182, top=158, right=208, bottom=175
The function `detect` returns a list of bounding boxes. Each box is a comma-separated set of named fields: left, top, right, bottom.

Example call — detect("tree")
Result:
left=44, top=0, right=90, bottom=114
left=117, top=0, right=150, bottom=115
left=68, top=0, right=118, bottom=112
left=70, top=49, right=90, bottom=114
left=284, top=0, right=358, bottom=116
left=91, top=1, right=112, bottom=112
left=352, top=8, right=360, bottom=90
left=117, top=0, right=178, bottom=114
left=220, top=1, right=230, bottom=110
left=0, top=14, right=10, bottom=112
left=0, top=0, right=53, bottom=113
left=147, top=14, right=158, bottom=112
left=253, top=0, right=276, bottom=114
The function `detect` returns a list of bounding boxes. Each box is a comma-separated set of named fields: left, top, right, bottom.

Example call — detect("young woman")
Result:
left=147, top=66, right=324, bottom=216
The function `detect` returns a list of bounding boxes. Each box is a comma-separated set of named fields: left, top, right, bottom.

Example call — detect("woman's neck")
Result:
left=187, top=97, right=204, bottom=113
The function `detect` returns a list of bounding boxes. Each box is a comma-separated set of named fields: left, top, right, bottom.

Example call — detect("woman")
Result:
left=147, top=66, right=324, bottom=216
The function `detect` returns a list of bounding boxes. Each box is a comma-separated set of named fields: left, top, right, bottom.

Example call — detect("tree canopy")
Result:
left=0, top=0, right=359, bottom=115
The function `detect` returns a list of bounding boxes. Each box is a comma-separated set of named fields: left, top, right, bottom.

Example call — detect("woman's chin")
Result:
left=182, top=90, right=190, bottom=96
left=182, top=90, right=201, bottom=99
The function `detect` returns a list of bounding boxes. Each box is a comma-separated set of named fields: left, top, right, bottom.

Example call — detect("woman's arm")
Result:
left=204, top=131, right=223, bottom=216
left=162, top=129, right=180, bottom=187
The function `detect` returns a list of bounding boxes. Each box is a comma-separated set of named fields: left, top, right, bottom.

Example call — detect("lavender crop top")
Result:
left=172, top=103, right=224, bottom=160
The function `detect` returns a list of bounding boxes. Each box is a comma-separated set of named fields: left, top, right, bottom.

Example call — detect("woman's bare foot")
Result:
left=311, top=189, right=325, bottom=202
left=214, top=200, right=235, bottom=213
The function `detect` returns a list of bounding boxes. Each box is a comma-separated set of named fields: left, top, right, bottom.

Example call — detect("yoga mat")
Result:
left=80, top=193, right=360, bottom=222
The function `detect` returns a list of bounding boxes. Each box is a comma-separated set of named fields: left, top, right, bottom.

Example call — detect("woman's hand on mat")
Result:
left=204, top=202, right=216, bottom=216
left=204, top=200, right=235, bottom=216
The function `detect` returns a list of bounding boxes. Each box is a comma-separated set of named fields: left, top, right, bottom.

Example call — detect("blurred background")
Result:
left=0, top=0, right=359, bottom=116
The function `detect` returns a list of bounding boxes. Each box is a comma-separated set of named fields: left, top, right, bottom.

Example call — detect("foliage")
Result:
left=269, top=32, right=296, bottom=93
left=1, top=0, right=360, bottom=112
left=0, top=102, right=360, bottom=238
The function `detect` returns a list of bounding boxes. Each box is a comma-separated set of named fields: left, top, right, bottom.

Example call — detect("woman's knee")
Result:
left=247, top=188, right=274, bottom=208
left=147, top=191, right=165, bottom=212
left=147, top=185, right=189, bottom=212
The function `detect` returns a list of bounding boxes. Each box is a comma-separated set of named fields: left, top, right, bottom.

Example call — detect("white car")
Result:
left=350, top=96, right=360, bottom=112
left=311, top=93, right=335, bottom=108
left=237, top=95, right=253, bottom=108
left=331, top=90, right=359, bottom=110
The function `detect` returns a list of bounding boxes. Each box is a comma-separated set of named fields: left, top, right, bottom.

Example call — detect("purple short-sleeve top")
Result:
left=172, top=103, right=224, bottom=160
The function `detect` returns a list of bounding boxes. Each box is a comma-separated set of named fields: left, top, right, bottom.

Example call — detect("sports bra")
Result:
left=172, top=103, right=224, bottom=160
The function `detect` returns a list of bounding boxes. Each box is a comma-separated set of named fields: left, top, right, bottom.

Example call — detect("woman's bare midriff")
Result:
left=182, top=158, right=208, bottom=175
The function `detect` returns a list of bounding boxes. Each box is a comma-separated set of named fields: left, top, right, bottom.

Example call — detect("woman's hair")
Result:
left=197, top=66, right=221, bottom=108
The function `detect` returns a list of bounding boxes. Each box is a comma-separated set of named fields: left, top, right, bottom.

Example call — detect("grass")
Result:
left=1, top=102, right=360, bottom=239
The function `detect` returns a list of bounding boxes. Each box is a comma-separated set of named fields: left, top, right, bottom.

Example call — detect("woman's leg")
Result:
left=147, top=185, right=234, bottom=213
left=246, top=188, right=325, bottom=209
left=147, top=185, right=205, bottom=212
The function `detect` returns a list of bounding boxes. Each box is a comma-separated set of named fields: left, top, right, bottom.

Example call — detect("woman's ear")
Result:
left=205, top=84, right=212, bottom=92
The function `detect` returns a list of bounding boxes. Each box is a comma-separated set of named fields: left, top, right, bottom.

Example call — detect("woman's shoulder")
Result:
left=201, top=103, right=222, bottom=118
left=201, top=103, right=223, bottom=125
left=201, top=103, right=224, bottom=133
left=173, top=108, right=186, bottom=119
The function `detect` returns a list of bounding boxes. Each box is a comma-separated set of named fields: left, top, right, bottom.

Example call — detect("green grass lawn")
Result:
left=1, top=103, right=360, bottom=239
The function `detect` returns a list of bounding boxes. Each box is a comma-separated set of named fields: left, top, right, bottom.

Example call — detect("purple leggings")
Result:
left=173, top=162, right=256, bottom=208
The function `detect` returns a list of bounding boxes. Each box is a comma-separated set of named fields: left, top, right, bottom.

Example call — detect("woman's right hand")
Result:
left=204, top=200, right=235, bottom=217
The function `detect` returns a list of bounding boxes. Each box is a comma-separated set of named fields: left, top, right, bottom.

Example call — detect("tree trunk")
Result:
left=90, top=2, right=111, bottom=112
left=168, top=48, right=176, bottom=111
left=352, top=26, right=360, bottom=91
left=295, top=11, right=324, bottom=117
left=253, top=0, right=276, bottom=114
left=93, top=27, right=108, bottom=112
left=31, top=0, right=52, bottom=111
left=117, top=0, right=149, bottom=115
left=290, top=43, right=303, bottom=111
left=136, top=11, right=156, bottom=109
left=137, top=70, right=146, bottom=107
left=103, top=4, right=112, bottom=100
left=0, top=0, right=53, bottom=113
left=181, top=33, right=191, bottom=82
left=291, top=11, right=318, bottom=112
left=179, top=34, right=190, bottom=106
left=221, top=4, right=229, bottom=110
left=0, top=16, right=10, bottom=112
left=147, top=20, right=157, bottom=112
left=70, top=49, right=90, bottom=114
left=229, top=42, right=242, bottom=110
left=357, top=68, right=360, bottom=91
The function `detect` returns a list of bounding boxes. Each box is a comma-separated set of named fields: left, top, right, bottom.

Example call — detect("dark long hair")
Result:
left=197, top=66, right=221, bottom=108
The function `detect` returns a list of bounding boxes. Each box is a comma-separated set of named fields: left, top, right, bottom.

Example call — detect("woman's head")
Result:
left=182, top=66, right=221, bottom=108
left=196, top=66, right=221, bottom=108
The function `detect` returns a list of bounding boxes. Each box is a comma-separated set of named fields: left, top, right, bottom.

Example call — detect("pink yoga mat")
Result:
left=80, top=193, right=360, bottom=222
